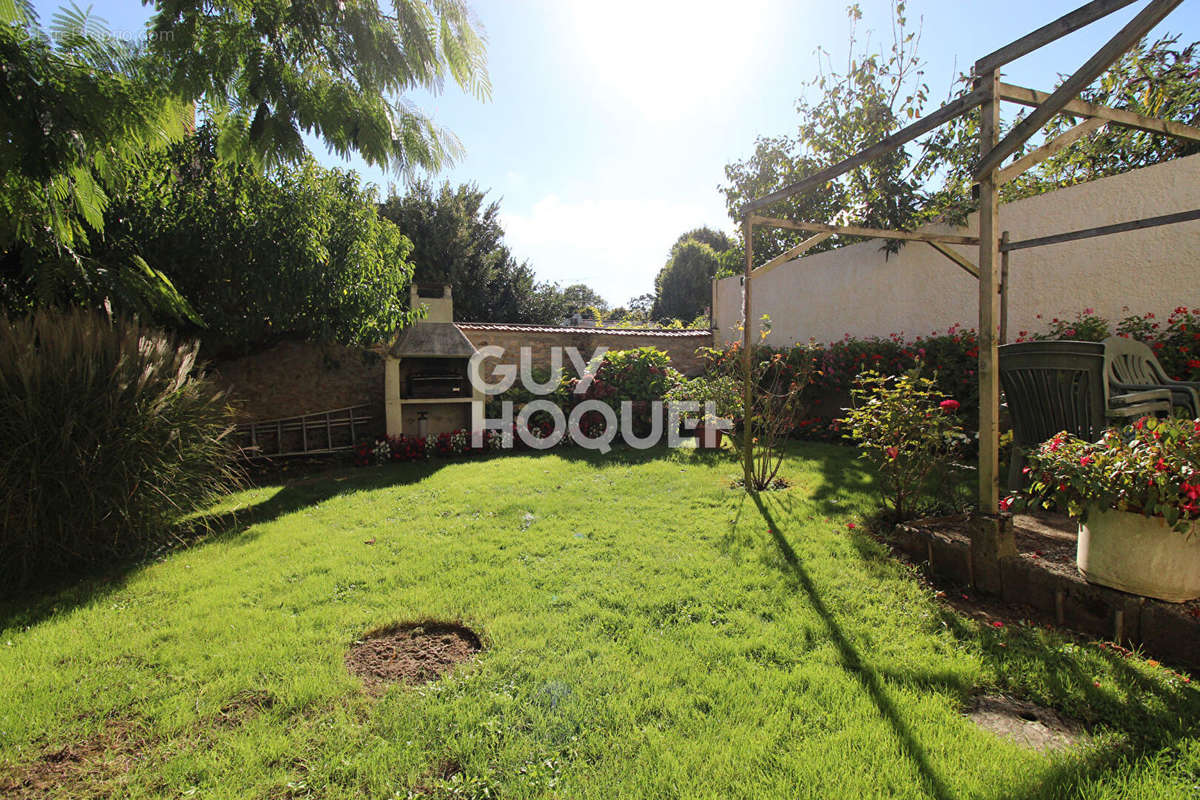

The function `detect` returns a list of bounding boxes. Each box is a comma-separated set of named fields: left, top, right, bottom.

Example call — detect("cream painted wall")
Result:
left=714, top=153, right=1200, bottom=347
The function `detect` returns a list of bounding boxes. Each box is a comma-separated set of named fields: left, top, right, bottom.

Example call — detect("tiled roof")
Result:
left=456, top=322, right=711, bottom=337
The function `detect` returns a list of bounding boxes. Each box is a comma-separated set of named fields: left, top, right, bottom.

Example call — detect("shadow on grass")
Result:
left=0, top=458, right=448, bottom=633
left=789, top=440, right=875, bottom=514
left=749, top=491, right=955, bottom=800
left=549, top=440, right=740, bottom=470
left=748, top=490, right=1200, bottom=800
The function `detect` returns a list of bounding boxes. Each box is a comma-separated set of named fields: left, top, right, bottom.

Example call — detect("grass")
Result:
left=2, top=442, right=1200, bottom=798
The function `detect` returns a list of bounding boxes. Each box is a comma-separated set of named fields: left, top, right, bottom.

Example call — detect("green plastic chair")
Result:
left=1103, top=335, right=1200, bottom=417
left=998, top=341, right=1172, bottom=490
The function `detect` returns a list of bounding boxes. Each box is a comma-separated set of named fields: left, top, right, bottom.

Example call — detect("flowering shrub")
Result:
left=703, top=307, right=1200, bottom=441
left=1026, top=306, right=1200, bottom=383
left=586, top=347, right=680, bottom=401
left=1139, top=307, right=1200, bottom=383
left=1028, top=308, right=1112, bottom=343
left=545, top=346, right=682, bottom=440
left=841, top=371, right=970, bottom=521
left=702, top=326, right=979, bottom=437
left=1011, top=416, right=1200, bottom=532
left=434, top=428, right=470, bottom=457
left=355, top=428, right=504, bottom=466
left=479, top=347, right=684, bottom=445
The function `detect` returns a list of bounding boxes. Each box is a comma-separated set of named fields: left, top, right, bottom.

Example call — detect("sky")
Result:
left=31, top=0, right=1200, bottom=307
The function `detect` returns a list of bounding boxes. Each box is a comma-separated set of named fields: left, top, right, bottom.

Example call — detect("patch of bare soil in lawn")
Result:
left=212, top=689, right=276, bottom=729
left=0, top=691, right=278, bottom=799
left=0, top=717, right=149, bottom=800
left=347, top=621, right=482, bottom=694
left=409, top=759, right=465, bottom=796
left=966, top=694, right=1089, bottom=752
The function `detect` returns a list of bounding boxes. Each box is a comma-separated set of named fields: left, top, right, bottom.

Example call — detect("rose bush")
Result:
left=703, top=306, right=1200, bottom=442
left=841, top=371, right=971, bottom=521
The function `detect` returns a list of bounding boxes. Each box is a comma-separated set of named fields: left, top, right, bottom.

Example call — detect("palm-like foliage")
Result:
left=0, top=1, right=489, bottom=318
left=0, top=4, right=190, bottom=251
left=0, top=3, right=195, bottom=316
left=151, top=0, right=489, bottom=174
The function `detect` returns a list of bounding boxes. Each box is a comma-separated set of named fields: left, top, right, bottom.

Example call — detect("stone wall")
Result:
left=208, top=340, right=386, bottom=432
left=456, top=324, right=712, bottom=382
left=207, top=327, right=712, bottom=428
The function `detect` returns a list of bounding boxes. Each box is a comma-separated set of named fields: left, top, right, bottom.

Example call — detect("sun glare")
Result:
left=566, top=0, right=769, bottom=121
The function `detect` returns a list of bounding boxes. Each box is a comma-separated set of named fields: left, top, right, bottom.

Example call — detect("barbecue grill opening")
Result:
left=399, top=357, right=469, bottom=399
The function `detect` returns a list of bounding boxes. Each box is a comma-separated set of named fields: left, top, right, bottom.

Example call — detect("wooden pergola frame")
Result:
left=739, top=0, right=1200, bottom=532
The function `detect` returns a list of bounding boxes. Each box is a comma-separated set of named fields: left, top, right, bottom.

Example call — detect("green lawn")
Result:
left=2, top=443, right=1199, bottom=799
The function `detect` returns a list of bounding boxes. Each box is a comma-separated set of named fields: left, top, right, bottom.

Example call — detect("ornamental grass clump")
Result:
left=842, top=371, right=970, bottom=522
left=1013, top=416, right=1200, bottom=532
left=0, top=310, right=242, bottom=588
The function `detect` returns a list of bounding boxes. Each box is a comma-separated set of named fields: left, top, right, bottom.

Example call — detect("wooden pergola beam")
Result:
left=745, top=87, right=988, bottom=212
left=975, top=0, right=1183, bottom=181
left=926, top=241, right=980, bottom=278
left=749, top=215, right=980, bottom=246
left=998, top=82, right=1200, bottom=143
left=973, top=0, right=1138, bottom=77
left=752, top=233, right=831, bottom=276
left=1000, top=208, right=1200, bottom=251
left=995, top=117, right=1108, bottom=185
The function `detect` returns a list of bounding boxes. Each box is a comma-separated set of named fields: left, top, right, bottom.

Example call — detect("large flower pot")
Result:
left=697, top=424, right=723, bottom=450
left=1078, top=508, right=1200, bottom=602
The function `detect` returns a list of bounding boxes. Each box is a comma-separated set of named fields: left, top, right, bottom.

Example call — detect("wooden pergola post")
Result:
left=973, top=71, right=1018, bottom=571
left=1000, top=232, right=1011, bottom=345
left=742, top=216, right=754, bottom=490
left=977, top=70, right=1003, bottom=517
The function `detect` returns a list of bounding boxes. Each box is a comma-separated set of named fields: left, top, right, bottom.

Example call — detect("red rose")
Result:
left=939, top=399, right=960, bottom=412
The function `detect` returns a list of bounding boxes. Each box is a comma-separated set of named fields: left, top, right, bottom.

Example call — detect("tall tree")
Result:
left=1008, top=35, right=1200, bottom=198
left=722, top=2, right=931, bottom=263
left=379, top=180, right=569, bottom=323
left=0, top=0, right=488, bottom=317
left=560, top=284, right=610, bottom=315
left=653, top=237, right=725, bottom=322
left=722, top=3, right=1200, bottom=265
left=0, top=3, right=193, bottom=315
left=151, top=0, right=488, bottom=172
left=90, top=126, right=413, bottom=354
left=672, top=227, right=734, bottom=253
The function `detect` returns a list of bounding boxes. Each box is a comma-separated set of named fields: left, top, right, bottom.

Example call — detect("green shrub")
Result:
left=665, top=374, right=744, bottom=425
left=584, top=346, right=681, bottom=402
left=842, top=371, right=970, bottom=521
left=557, top=347, right=683, bottom=439
left=0, top=310, right=242, bottom=587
